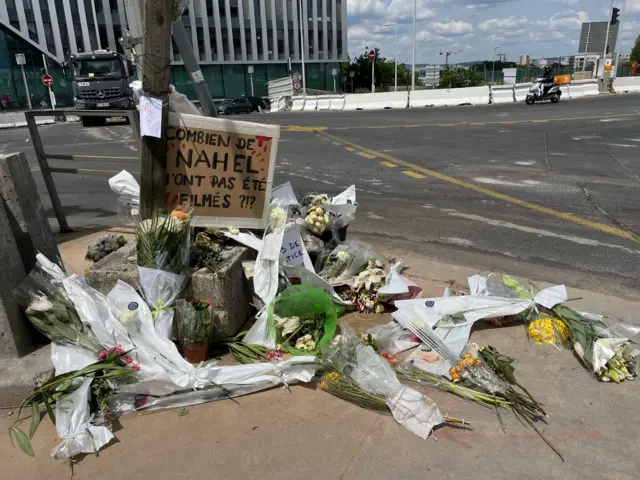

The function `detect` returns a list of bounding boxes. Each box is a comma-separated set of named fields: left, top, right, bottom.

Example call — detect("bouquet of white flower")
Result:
left=15, top=265, right=102, bottom=354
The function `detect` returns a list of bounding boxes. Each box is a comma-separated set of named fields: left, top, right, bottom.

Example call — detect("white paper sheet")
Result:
left=140, top=95, right=162, bottom=138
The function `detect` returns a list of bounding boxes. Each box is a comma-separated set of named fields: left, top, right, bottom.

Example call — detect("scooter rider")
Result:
left=538, top=65, right=554, bottom=98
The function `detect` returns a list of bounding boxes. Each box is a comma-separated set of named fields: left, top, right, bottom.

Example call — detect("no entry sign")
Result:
left=292, top=80, right=302, bottom=91
left=42, top=74, right=53, bottom=87
left=368, top=50, right=376, bottom=61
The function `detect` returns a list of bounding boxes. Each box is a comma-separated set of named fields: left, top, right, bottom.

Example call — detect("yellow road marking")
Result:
left=332, top=141, right=343, bottom=146
left=344, top=146, right=356, bottom=152
left=402, top=170, right=426, bottom=179
left=357, top=152, right=376, bottom=159
left=380, top=161, right=397, bottom=168
left=317, top=130, right=639, bottom=242
left=285, top=112, right=640, bottom=132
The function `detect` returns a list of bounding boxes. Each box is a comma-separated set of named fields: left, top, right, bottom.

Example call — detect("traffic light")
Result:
left=611, top=7, right=620, bottom=25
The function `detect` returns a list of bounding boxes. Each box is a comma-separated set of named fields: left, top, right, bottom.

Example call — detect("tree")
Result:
left=438, top=67, right=484, bottom=88
left=630, top=33, right=640, bottom=65
left=341, top=48, right=422, bottom=92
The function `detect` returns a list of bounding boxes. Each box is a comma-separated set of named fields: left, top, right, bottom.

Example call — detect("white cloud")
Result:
left=347, top=0, right=435, bottom=23
left=627, top=0, right=640, bottom=13
left=538, top=11, right=590, bottom=29
left=478, top=16, right=528, bottom=32
left=431, top=20, right=473, bottom=35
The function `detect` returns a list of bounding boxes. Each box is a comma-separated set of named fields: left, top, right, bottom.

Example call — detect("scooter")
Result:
left=525, top=79, right=561, bottom=105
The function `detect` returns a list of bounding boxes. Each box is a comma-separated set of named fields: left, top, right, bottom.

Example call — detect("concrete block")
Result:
left=0, top=152, right=62, bottom=271
left=0, top=344, right=54, bottom=407
left=190, top=246, right=255, bottom=339
left=85, top=242, right=255, bottom=339
left=0, top=196, right=42, bottom=359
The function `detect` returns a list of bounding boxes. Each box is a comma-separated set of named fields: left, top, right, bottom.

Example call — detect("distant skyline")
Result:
left=347, top=0, right=640, bottom=64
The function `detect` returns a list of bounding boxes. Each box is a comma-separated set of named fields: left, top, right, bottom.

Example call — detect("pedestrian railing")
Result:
left=24, top=109, right=140, bottom=232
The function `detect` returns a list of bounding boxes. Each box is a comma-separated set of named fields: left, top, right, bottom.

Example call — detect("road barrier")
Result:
left=343, top=92, right=409, bottom=110
left=291, top=96, right=305, bottom=111
left=559, top=84, right=570, bottom=99
left=409, top=86, right=490, bottom=108
left=513, top=83, right=531, bottom=102
left=302, top=96, right=318, bottom=111
left=612, top=76, right=640, bottom=93
left=316, top=95, right=332, bottom=110
left=490, top=85, right=515, bottom=104
left=569, top=79, right=598, bottom=98
left=329, top=95, right=345, bottom=111
left=24, top=109, right=140, bottom=232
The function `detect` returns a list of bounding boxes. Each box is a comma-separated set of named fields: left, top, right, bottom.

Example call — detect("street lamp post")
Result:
left=491, top=45, right=499, bottom=84
left=383, top=23, right=398, bottom=92
left=412, top=0, right=416, bottom=91
left=297, top=0, right=306, bottom=95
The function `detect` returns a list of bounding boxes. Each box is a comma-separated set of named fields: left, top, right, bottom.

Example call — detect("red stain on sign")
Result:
left=255, top=135, right=271, bottom=148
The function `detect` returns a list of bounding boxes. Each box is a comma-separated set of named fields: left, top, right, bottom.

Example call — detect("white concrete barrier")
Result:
left=490, top=85, right=514, bottom=104
left=343, top=92, right=408, bottom=110
left=559, top=84, right=570, bottom=99
left=329, top=95, right=345, bottom=111
left=302, top=96, right=318, bottom=111
left=568, top=83, right=585, bottom=98
left=612, top=76, right=640, bottom=93
left=513, top=83, right=531, bottom=102
left=291, top=96, right=305, bottom=111
left=572, top=79, right=598, bottom=97
left=409, top=86, right=490, bottom=107
left=316, top=95, right=332, bottom=110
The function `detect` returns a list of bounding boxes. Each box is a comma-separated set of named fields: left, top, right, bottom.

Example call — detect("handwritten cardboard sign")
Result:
left=165, top=113, right=280, bottom=228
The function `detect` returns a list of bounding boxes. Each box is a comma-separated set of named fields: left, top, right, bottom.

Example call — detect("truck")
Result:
left=68, top=50, right=136, bottom=127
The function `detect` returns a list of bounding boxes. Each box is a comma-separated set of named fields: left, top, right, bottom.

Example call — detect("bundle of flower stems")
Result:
left=318, top=371, right=468, bottom=426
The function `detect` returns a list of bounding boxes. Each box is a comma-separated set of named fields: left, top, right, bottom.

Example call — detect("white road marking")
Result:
left=446, top=210, right=640, bottom=255
left=600, top=118, right=622, bottom=122
left=626, top=139, right=640, bottom=142
left=603, top=143, right=636, bottom=148
left=549, top=152, right=567, bottom=156
left=473, top=177, right=541, bottom=187
left=366, top=213, right=385, bottom=220
left=440, top=237, right=474, bottom=247
left=515, top=161, right=536, bottom=165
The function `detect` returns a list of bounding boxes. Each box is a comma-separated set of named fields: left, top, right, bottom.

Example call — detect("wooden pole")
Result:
left=139, top=0, right=173, bottom=219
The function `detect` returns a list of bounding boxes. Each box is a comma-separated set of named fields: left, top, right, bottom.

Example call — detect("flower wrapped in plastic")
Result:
left=321, top=323, right=444, bottom=439
left=135, top=208, right=193, bottom=338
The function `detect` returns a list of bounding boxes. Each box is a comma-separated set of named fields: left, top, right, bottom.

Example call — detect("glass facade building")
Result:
left=0, top=0, right=346, bottom=102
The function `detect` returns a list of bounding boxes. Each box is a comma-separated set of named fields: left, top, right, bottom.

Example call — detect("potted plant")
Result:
left=177, top=298, right=214, bottom=364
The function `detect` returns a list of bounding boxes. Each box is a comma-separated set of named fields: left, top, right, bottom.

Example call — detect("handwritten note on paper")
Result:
left=140, top=95, right=162, bottom=138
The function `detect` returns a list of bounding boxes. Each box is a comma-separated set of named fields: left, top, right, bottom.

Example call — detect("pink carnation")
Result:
left=125, top=356, right=133, bottom=365
left=130, top=364, right=140, bottom=372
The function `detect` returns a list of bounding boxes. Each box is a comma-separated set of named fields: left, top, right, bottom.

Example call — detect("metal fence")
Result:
left=25, top=109, right=140, bottom=232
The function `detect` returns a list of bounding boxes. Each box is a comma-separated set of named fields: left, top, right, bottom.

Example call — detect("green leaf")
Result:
left=177, top=407, right=188, bottom=416
left=43, top=395, right=56, bottom=425
left=28, top=402, right=41, bottom=439
left=502, top=274, right=533, bottom=300
left=10, top=427, right=34, bottom=457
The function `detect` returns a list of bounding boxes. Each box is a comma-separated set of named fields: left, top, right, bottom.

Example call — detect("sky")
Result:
left=346, top=0, right=640, bottom=64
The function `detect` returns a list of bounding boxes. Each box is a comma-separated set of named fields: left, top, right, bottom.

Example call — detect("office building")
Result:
left=0, top=0, right=346, bottom=102
left=575, top=21, right=619, bottom=70
left=517, top=54, right=530, bottom=66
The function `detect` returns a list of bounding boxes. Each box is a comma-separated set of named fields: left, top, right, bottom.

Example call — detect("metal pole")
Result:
left=395, top=24, right=398, bottom=92
left=250, top=72, right=254, bottom=96
left=171, top=20, right=217, bottom=117
left=602, top=1, right=613, bottom=78
left=298, top=0, right=306, bottom=95
left=491, top=46, right=497, bottom=83
left=583, top=22, right=591, bottom=71
left=411, top=0, right=416, bottom=91
left=20, top=65, right=32, bottom=110
left=371, top=56, right=375, bottom=93
left=333, top=75, right=336, bottom=92
left=42, top=54, right=55, bottom=110
left=612, top=0, right=627, bottom=76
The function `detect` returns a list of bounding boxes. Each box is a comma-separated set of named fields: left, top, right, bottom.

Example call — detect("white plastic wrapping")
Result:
left=325, top=185, right=358, bottom=231
left=108, top=170, right=140, bottom=224
left=137, top=266, right=186, bottom=338
left=169, top=85, right=202, bottom=116
left=50, top=378, right=114, bottom=460
left=366, top=322, right=420, bottom=354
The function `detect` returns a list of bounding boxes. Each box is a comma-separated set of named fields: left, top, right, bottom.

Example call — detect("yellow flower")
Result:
left=326, top=371, right=340, bottom=381
left=528, top=315, right=569, bottom=344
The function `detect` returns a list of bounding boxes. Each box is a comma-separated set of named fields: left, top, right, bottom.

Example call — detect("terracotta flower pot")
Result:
left=184, top=344, right=208, bottom=364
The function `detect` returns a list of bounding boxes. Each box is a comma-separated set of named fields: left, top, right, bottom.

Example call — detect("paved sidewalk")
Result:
left=1, top=231, right=638, bottom=479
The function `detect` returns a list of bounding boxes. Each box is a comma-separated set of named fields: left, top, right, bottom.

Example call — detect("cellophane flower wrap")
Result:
left=321, top=323, right=443, bottom=439
left=136, top=210, right=192, bottom=338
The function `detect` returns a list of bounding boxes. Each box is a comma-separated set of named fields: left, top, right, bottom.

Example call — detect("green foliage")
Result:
left=341, top=49, right=422, bottom=92
left=630, top=33, right=640, bottom=65
left=439, top=67, right=485, bottom=88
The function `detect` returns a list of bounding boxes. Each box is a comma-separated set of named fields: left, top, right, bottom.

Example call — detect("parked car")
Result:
left=247, top=96, right=269, bottom=111
left=215, top=97, right=252, bottom=115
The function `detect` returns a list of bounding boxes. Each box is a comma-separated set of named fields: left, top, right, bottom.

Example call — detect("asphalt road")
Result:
left=2, top=93, right=640, bottom=298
